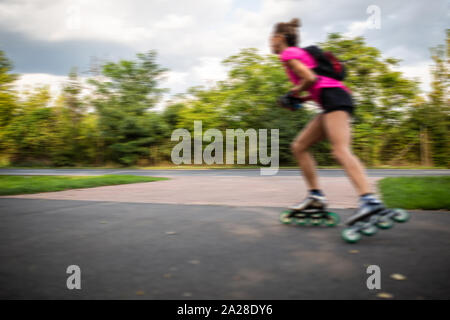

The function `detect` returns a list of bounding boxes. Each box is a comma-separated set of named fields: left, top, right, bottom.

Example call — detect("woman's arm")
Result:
left=284, top=59, right=318, bottom=95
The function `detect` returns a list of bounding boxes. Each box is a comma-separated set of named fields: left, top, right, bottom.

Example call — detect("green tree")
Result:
left=51, top=68, right=86, bottom=165
left=425, top=29, right=449, bottom=166
left=406, top=29, right=450, bottom=167
left=88, top=51, right=169, bottom=165
left=0, top=51, right=19, bottom=163
left=0, top=51, right=18, bottom=128
left=4, top=86, right=58, bottom=165
left=77, top=113, right=102, bottom=165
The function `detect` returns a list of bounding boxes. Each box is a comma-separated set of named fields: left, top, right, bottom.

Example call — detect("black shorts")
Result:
left=319, top=87, right=354, bottom=116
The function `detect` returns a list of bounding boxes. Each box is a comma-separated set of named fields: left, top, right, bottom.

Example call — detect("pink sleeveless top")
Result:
left=280, top=47, right=351, bottom=106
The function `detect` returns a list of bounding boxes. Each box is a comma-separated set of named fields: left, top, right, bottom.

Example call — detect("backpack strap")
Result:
left=302, top=45, right=346, bottom=81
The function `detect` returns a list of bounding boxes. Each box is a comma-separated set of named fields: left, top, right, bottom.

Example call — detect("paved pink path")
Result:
left=2, top=176, right=382, bottom=208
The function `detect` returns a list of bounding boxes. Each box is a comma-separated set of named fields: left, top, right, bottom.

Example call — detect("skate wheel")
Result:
left=376, top=217, right=393, bottom=229
left=279, top=211, right=293, bottom=224
left=341, top=228, right=361, bottom=243
left=294, top=217, right=309, bottom=226
left=323, top=212, right=340, bottom=227
left=392, top=209, right=410, bottom=223
left=361, top=225, right=377, bottom=236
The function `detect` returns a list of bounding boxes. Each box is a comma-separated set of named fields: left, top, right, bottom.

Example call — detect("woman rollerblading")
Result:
left=270, top=18, right=410, bottom=242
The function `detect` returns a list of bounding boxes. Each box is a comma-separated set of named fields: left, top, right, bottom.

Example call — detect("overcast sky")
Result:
left=0, top=0, right=448, bottom=106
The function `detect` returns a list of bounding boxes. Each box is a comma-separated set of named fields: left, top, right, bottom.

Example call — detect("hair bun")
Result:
left=290, top=18, right=301, bottom=28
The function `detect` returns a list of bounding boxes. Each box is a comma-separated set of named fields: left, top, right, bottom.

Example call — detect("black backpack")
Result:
left=302, top=45, right=346, bottom=81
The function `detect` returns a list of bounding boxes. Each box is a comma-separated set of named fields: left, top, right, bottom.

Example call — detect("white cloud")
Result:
left=190, top=56, right=228, bottom=86
left=14, top=73, right=67, bottom=98
left=344, top=20, right=368, bottom=38
left=4, top=0, right=445, bottom=105
left=395, top=61, right=432, bottom=93
left=161, top=70, right=188, bottom=88
left=0, top=0, right=232, bottom=44
left=153, top=13, right=194, bottom=30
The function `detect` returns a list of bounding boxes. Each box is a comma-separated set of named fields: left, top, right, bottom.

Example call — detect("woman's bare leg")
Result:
left=322, top=111, right=371, bottom=195
left=291, top=114, right=326, bottom=190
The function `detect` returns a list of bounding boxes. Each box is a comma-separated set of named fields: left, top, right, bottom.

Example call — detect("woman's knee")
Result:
left=290, top=141, right=298, bottom=154
left=331, top=146, right=351, bottom=162
left=291, top=140, right=307, bottom=155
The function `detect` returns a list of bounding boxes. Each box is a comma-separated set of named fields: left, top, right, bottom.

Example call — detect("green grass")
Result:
left=378, top=176, right=450, bottom=210
left=0, top=175, right=169, bottom=196
left=1, top=164, right=448, bottom=170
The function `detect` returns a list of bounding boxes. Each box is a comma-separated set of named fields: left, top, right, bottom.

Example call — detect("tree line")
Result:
left=0, top=31, right=448, bottom=167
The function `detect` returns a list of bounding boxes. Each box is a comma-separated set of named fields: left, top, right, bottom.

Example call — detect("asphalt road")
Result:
left=0, top=168, right=449, bottom=177
left=0, top=198, right=448, bottom=299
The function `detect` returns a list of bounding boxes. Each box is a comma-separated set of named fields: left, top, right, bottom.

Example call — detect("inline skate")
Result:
left=341, top=198, right=410, bottom=243
left=280, top=194, right=340, bottom=227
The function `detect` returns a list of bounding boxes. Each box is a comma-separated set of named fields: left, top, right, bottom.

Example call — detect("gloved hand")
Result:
left=277, top=91, right=304, bottom=111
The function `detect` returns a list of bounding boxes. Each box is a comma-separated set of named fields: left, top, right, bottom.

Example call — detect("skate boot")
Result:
left=341, top=194, right=411, bottom=243
left=280, top=191, right=340, bottom=227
